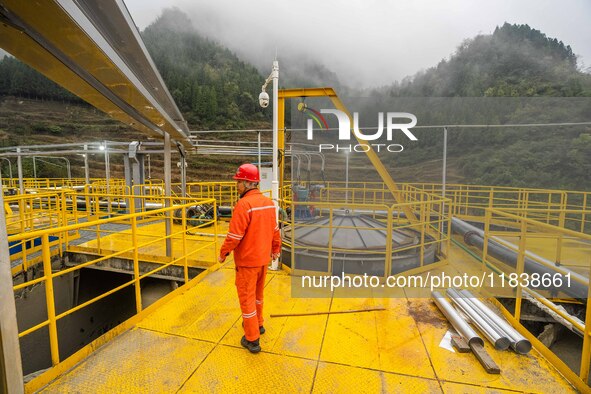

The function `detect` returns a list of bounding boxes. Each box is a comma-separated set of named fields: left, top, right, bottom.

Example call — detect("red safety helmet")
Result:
left=233, top=163, right=260, bottom=182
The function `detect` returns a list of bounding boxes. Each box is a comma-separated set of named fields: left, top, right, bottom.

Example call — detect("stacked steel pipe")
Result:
left=432, top=291, right=484, bottom=347
left=432, top=288, right=531, bottom=354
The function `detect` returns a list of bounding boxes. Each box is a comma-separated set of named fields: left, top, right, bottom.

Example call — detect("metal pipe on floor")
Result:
left=460, top=289, right=532, bottom=354
left=432, top=291, right=483, bottom=347
left=447, top=288, right=511, bottom=350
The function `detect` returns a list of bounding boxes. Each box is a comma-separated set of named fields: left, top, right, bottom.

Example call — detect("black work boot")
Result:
left=241, top=336, right=261, bottom=353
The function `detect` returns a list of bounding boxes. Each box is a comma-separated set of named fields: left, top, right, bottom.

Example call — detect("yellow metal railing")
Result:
left=289, top=181, right=591, bottom=234
left=1, top=178, right=128, bottom=190
left=479, top=208, right=591, bottom=389
left=182, top=181, right=238, bottom=207
left=405, top=183, right=591, bottom=232
left=6, top=191, right=81, bottom=273
left=10, top=197, right=219, bottom=368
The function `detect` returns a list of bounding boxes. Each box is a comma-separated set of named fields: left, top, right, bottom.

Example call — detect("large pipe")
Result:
left=451, top=218, right=588, bottom=299
left=432, top=291, right=484, bottom=347
left=70, top=198, right=165, bottom=210
left=460, top=289, right=532, bottom=354
left=447, top=288, right=511, bottom=350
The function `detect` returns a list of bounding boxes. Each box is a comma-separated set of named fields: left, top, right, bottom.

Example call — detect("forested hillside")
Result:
left=0, top=8, right=270, bottom=130
left=0, top=17, right=590, bottom=189
left=0, top=56, right=82, bottom=103
left=141, top=8, right=269, bottom=129
left=384, top=23, right=591, bottom=98
left=370, top=23, right=591, bottom=190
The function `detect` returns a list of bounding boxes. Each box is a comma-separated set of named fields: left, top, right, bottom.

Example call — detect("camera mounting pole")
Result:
left=260, top=60, right=280, bottom=270
left=260, top=61, right=279, bottom=202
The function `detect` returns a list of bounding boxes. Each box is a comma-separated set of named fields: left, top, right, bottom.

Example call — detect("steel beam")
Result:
left=0, top=178, right=24, bottom=393
left=0, top=0, right=191, bottom=147
left=164, top=133, right=172, bottom=257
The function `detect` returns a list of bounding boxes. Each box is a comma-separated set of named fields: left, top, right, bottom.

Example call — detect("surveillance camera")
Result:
left=259, top=91, right=270, bottom=108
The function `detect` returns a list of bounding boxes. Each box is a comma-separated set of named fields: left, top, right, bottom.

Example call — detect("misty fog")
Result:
left=124, top=0, right=591, bottom=89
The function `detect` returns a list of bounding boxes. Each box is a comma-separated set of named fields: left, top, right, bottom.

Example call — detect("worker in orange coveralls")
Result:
left=218, top=163, right=281, bottom=353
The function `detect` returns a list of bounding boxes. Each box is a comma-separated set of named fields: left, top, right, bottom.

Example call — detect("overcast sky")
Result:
left=125, top=0, right=590, bottom=88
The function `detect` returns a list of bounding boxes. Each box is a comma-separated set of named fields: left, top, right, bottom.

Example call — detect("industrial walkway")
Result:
left=37, top=248, right=575, bottom=393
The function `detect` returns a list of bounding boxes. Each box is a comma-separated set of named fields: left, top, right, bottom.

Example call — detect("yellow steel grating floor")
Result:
left=38, top=249, right=577, bottom=394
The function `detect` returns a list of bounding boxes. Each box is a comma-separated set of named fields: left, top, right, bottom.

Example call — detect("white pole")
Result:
left=65, top=158, right=71, bottom=180
left=84, top=144, right=90, bottom=185
left=442, top=127, right=447, bottom=199
left=104, top=141, right=110, bottom=195
left=257, top=130, right=262, bottom=176
left=16, top=148, right=23, bottom=195
left=271, top=60, right=279, bottom=202
left=32, top=156, right=37, bottom=179
left=270, top=61, right=280, bottom=270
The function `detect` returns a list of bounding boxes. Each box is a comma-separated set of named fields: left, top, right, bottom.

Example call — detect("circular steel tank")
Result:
left=281, top=213, right=438, bottom=276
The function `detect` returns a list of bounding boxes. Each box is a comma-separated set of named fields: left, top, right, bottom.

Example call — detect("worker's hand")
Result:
left=218, top=255, right=226, bottom=263
left=272, top=253, right=280, bottom=260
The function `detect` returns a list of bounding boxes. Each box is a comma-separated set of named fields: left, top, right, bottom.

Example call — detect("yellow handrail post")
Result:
left=129, top=198, right=142, bottom=314
left=327, top=207, right=334, bottom=275
left=384, top=206, right=393, bottom=277
left=212, top=200, right=219, bottom=267
left=181, top=206, right=188, bottom=283
left=18, top=198, right=24, bottom=234
left=581, top=193, right=587, bottom=233
left=556, top=209, right=565, bottom=265
left=482, top=208, right=492, bottom=272
left=546, top=193, right=552, bottom=223
left=579, top=262, right=591, bottom=382
left=42, top=234, right=60, bottom=365
left=446, top=198, right=452, bottom=257
left=419, top=193, right=425, bottom=267
left=514, top=219, right=528, bottom=320
left=60, top=191, right=68, bottom=256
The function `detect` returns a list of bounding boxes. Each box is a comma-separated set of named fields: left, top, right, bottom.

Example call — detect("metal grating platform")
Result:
left=37, top=246, right=576, bottom=393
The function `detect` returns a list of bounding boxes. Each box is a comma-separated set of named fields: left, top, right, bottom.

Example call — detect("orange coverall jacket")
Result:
left=220, top=189, right=281, bottom=267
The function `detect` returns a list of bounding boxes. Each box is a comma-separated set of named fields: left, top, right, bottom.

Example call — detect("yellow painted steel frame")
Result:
left=0, top=1, right=190, bottom=145
left=277, top=88, right=419, bottom=224
left=11, top=197, right=219, bottom=379
left=480, top=208, right=591, bottom=390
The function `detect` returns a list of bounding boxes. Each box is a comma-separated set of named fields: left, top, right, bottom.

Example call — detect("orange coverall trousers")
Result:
left=235, top=265, right=268, bottom=341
